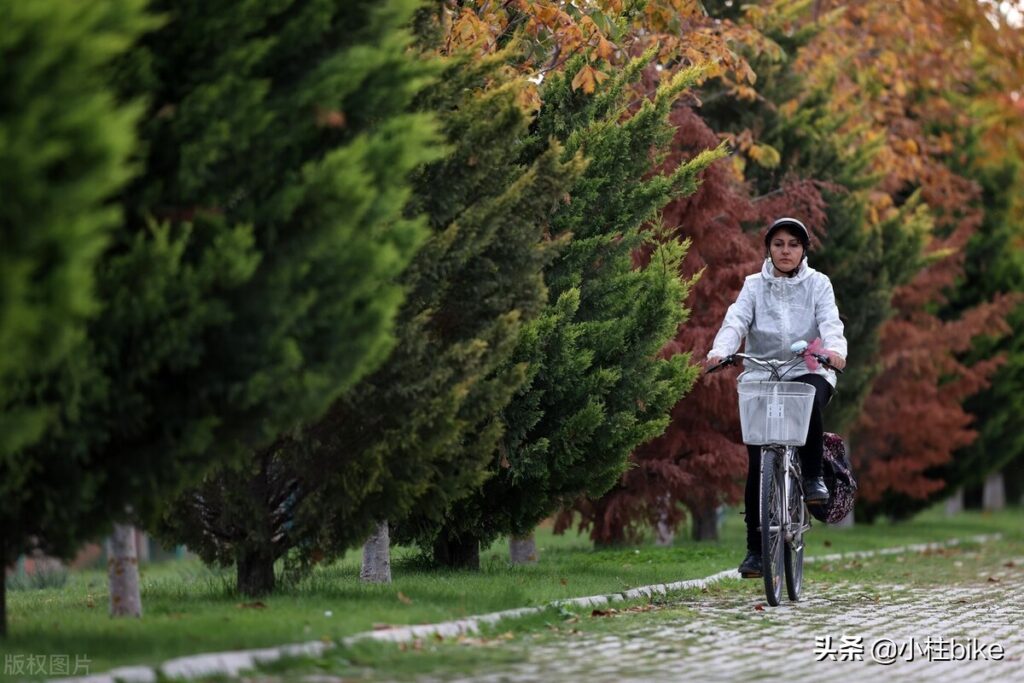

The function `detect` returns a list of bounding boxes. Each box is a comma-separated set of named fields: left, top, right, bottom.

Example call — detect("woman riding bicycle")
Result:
left=706, top=217, right=847, bottom=580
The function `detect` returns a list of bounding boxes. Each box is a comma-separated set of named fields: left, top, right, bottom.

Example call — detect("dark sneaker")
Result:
left=738, top=551, right=762, bottom=578
left=803, top=476, right=829, bottom=505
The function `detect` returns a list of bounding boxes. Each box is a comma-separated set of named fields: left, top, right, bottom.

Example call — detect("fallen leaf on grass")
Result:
left=624, top=604, right=658, bottom=614
left=591, top=608, right=619, bottom=617
left=237, top=601, right=267, bottom=609
left=987, top=576, right=1001, bottom=583
left=560, top=578, right=568, bottom=586
left=754, top=604, right=765, bottom=611
left=398, top=639, right=425, bottom=652
left=456, top=637, right=494, bottom=647
left=1004, top=561, right=1017, bottom=568
left=397, top=591, right=413, bottom=605
left=823, top=540, right=832, bottom=547
left=454, top=632, right=514, bottom=647
left=372, top=623, right=394, bottom=631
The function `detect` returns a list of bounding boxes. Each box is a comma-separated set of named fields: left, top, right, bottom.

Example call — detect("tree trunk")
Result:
left=107, top=523, right=142, bottom=617
left=1005, top=456, right=1024, bottom=506
left=237, top=548, right=275, bottom=597
left=654, top=495, right=675, bottom=546
left=360, top=520, right=392, bottom=583
left=983, top=472, right=1006, bottom=511
left=690, top=503, right=719, bottom=541
left=944, top=487, right=964, bottom=516
left=509, top=533, right=538, bottom=565
left=134, top=529, right=149, bottom=564
left=433, top=531, right=480, bottom=570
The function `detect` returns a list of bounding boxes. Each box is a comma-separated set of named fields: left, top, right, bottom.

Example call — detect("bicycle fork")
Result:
left=784, top=446, right=810, bottom=550
left=758, top=446, right=808, bottom=549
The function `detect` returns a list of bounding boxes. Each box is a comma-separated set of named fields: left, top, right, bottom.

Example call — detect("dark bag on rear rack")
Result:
left=810, top=432, right=857, bottom=524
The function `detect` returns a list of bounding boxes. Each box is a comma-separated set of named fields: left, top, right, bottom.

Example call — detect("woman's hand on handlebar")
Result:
left=824, top=350, right=846, bottom=371
left=704, top=355, right=732, bottom=374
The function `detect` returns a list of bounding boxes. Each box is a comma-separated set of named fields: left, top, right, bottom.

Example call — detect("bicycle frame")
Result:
left=731, top=352, right=813, bottom=555
left=765, top=445, right=810, bottom=546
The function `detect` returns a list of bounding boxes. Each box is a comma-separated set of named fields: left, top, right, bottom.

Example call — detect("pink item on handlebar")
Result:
left=804, top=337, right=826, bottom=370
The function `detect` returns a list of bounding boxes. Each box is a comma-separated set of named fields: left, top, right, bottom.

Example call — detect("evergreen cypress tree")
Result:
left=6, top=0, right=440, bottom=615
left=161, top=48, right=586, bottom=590
left=404, top=55, right=723, bottom=562
left=0, top=0, right=154, bottom=635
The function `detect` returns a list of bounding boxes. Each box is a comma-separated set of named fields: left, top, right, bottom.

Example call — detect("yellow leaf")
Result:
left=571, top=64, right=598, bottom=94
left=748, top=143, right=781, bottom=169
left=537, top=5, right=559, bottom=24
left=733, top=85, right=758, bottom=102
left=597, top=37, right=615, bottom=61
left=731, top=154, right=746, bottom=179
left=780, top=99, right=799, bottom=117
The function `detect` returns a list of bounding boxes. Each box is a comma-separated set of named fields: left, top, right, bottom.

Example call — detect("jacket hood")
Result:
left=760, top=257, right=814, bottom=284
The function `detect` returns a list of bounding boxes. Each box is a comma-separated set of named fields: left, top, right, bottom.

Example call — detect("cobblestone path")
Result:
left=425, top=560, right=1024, bottom=683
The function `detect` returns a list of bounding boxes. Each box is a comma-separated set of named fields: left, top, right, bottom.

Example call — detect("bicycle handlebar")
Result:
left=705, top=351, right=844, bottom=376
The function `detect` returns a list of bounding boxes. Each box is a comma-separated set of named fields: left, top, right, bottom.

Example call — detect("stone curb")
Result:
left=50, top=532, right=1003, bottom=683
left=802, top=532, right=1003, bottom=564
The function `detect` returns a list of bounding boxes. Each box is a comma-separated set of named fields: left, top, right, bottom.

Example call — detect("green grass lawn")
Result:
left=2, top=505, right=1020, bottom=678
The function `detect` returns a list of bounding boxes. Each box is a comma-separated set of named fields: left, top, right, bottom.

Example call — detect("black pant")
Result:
left=744, top=374, right=832, bottom=553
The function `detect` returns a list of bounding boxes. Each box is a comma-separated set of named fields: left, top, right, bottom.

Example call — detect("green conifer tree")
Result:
left=0, top=0, right=152, bottom=636
left=6, top=0, right=440, bottom=614
left=161, top=48, right=586, bottom=591
left=405, top=55, right=724, bottom=564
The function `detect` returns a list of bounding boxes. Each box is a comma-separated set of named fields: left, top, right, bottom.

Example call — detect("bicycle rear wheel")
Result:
left=784, top=462, right=805, bottom=601
left=760, top=447, right=784, bottom=606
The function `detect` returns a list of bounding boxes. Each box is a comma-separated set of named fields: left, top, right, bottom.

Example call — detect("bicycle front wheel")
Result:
left=760, top=447, right=785, bottom=607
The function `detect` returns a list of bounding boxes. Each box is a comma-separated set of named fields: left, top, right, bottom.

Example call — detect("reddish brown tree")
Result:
left=558, top=104, right=830, bottom=544
left=852, top=181, right=1016, bottom=516
left=792, top=0, right=1019, bottom=517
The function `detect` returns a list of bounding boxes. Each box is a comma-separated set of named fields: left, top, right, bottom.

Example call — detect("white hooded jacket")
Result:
left=708, top=259, right=847, bottom=387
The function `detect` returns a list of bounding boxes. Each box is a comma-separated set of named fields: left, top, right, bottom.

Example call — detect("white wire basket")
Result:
left=737, top=381, right=816, bottom=446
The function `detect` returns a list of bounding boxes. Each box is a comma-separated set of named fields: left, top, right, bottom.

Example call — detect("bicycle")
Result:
left=707, top=340, right=843, bottom=606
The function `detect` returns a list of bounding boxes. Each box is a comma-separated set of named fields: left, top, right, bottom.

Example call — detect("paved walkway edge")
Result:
left=54, top=532, right=1004, bottom=683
